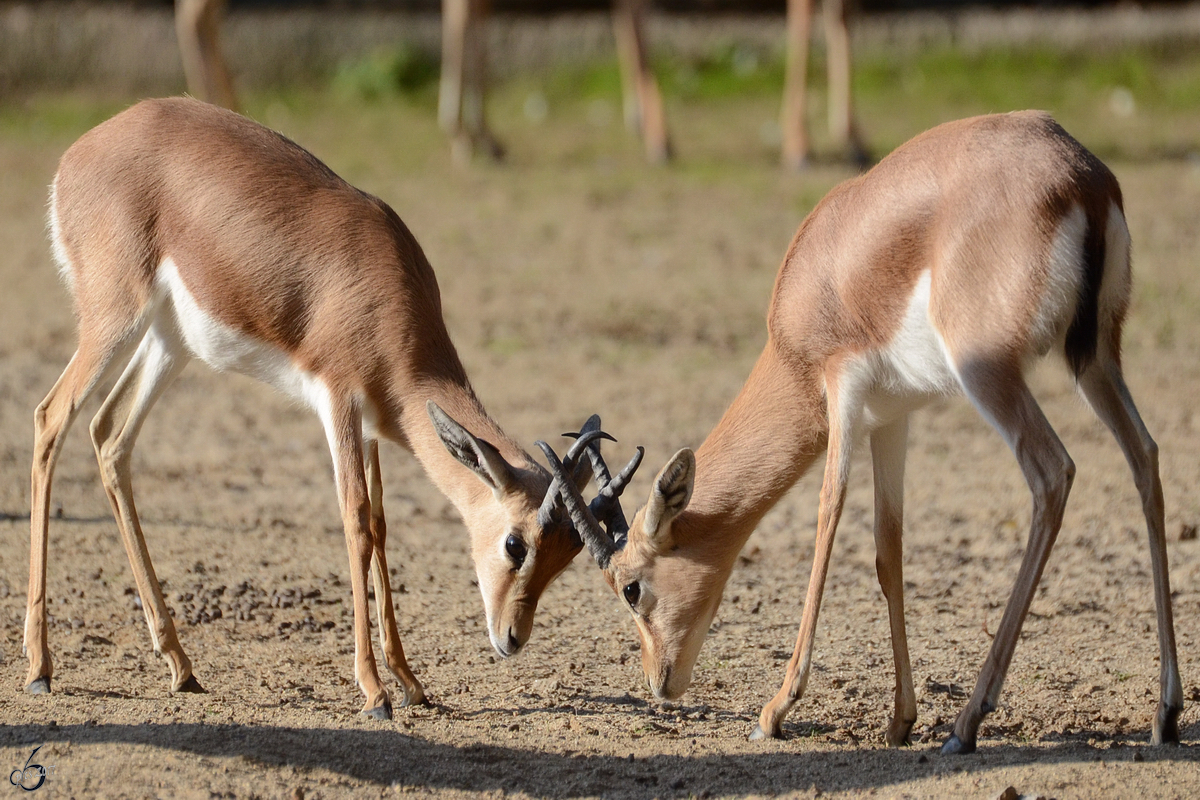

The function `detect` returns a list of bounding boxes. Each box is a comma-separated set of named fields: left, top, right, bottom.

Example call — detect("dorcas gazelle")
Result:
left=27, top=96, right=602, bottom=718
left=544, top=111, right=1183, bottom=752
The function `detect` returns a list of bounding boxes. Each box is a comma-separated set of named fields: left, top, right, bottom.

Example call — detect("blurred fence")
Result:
left=5, top=1, right=1200, bottom=95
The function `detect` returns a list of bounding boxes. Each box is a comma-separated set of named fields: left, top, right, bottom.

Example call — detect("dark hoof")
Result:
left=25, top=677, right=51, bottom=695
left=885, top=728, right=914, bottom=748
left=362, top=700, right=393, bottom=721
left=1152, top=705, right=1182, bottom=745
left=646, top=141, right=672, bottom=166
left=941, top=733, right=977, bottom=755
left=173, top=675, right=207, bottom=694
left=399, top=692, right=430, bottom=708
left=749, top=723, right=781, bottom=741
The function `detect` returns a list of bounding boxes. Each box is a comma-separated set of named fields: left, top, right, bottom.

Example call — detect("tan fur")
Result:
left=600, top=112, right=1182, bottom=750
left=26, top=98, right=581, bottom=714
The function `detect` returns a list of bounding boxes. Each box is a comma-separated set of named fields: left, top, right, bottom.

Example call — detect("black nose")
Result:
left=507, top=630, right=521, bottom=654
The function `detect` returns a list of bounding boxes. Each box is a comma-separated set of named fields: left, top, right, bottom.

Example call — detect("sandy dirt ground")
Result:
left=0, top=92, right=1198, bottom=799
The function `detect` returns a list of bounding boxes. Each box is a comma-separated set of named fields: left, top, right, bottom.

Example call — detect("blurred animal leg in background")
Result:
left=175, top=0, right=239, bottom=111
left=781, top=0, right=814, bottom=170
left=440, top=0, right=505, bottom=165
left=823, top=0, right=868, bottom=165
left=781, top=0, right=868, bottom=170
left=613, top=0, right=671, bottom=164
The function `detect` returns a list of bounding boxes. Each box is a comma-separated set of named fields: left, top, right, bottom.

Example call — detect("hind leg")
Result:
left=175, top=0, right=238, bottom=111
left=943, top=363, right=1076, bottom=754
left=90, top=321, right=196, bottom=692
left=26, top=328, right=147, bottom=693
left=1077, top=355, right=1182, bottom=744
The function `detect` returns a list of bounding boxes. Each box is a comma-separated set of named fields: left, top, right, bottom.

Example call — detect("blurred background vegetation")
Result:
left=1, top=2, right=1198, bottom=166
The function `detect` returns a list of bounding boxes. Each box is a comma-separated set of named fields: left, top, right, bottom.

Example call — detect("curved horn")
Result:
left=565, top=424, right=644, bottom=542
left=590, top=445, right=644, bottom=543
left=536, top=439, right=618, bottom=569
left=535, top=428, right=615, bottom=529
left=564, top=414, right=609, bottom=485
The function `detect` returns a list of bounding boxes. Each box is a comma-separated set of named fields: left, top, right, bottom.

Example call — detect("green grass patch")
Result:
left=660, top=43, right=786, bottom=100
left=474, top=40, right=1200, bottom=164
left=4, top=39, right=1198, bottom=168
left=858, top=43, right=1200, bottom=116
left=330, top=45, right=441, bottom=105
left=0, top=93, right=134, bottom=144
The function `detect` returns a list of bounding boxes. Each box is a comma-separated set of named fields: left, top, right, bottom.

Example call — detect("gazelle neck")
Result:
left=675, top=341, right=828, bottom=557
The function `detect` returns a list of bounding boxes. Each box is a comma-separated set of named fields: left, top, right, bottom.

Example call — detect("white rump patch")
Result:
left=47, top=180, right=74, bottom=292
left=1098, top=201, right=1131, bottom=324
left=876, top=271, right=960, bottom=397
left=1030, top=203, right=1087, bottom=356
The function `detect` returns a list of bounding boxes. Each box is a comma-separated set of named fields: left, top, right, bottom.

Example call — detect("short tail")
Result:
left=1063, top=203, right=1112, bottom=378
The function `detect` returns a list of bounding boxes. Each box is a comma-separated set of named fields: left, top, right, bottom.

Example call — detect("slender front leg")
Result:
left=1077, top=357, right=1183, bottom=744
left=613, top=0, right=670, bottom=163
left=365, top=440, right=427, bottom=707
left=753, top=375, right=861, bottom=739
left=780, top=0, right=813, bottom=170
left=27, top=353, right=106, bottom=692
left=90, top=325, right=199, bottom=692
left=943, top=367, right=1075, bottom=754
left=324, top=403, right=392, bottom=718
left=870, top=417, right=916, bottom=746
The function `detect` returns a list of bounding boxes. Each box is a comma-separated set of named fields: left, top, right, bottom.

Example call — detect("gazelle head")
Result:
left=540, top=441, right=719, bottom=701
left=428, top=402, right=599, bottom=659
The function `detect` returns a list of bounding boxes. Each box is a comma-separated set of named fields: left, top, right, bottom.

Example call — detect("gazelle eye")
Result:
left=505, top=535, right=527, bottom=567
left=623, top=582, right=641, bottom=608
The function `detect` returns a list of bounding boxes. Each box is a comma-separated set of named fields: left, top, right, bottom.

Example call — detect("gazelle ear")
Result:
left=427, top=400, right=516, bottom=494
left=642, top=448, right=695, bottom=546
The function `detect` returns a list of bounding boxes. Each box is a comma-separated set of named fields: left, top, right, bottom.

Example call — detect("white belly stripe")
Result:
left=846, top=270, right=961, bottom=430
left=155, top=258, right=355, bottom=474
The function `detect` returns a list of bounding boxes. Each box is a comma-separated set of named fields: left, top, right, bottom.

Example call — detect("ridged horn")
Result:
left=536, top=436, right=619, bottom=569
left=535, top=428, right=615, bottom=530
left=564, top=427, right=644, bottom=542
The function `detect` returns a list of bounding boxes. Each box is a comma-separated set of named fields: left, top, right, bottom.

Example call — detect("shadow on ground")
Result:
left=2, top=721, right=1198, bottom=797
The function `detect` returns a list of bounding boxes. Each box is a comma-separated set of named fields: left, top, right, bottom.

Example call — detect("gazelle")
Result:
left=545, top=111, right=1183, bottom=752
left=26, top=96, right=599, bottom=718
